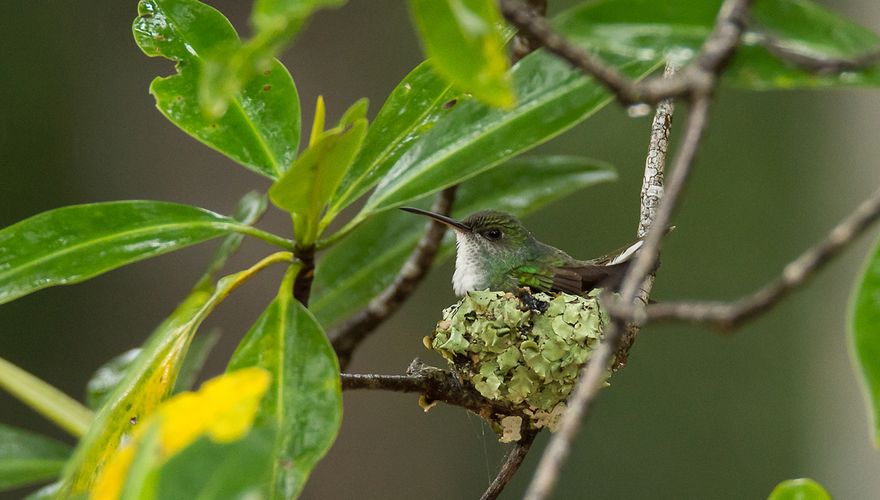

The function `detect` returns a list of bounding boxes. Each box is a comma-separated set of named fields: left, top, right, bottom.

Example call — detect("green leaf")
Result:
left=270, top=107, right=369, bottom=243
left=850, top=235, right=880, bottom=446
left=156, top=430, right=275, bottom=500
left=86, top=331, right=219, bottom=411
left=325, top=61, right=461, bottom=220
left=312, top=155, right=616, bottom=325
left=82, top=203, right=265, bottom=436
left=56, top=252, right=291, bottom=496
left=172, top=330, right=221, bottom=394
left=86, top=349, right=141, bottom=411
left=23, top=482, right=61, bottom=500
left=350, top=53, right=657, bottom=227
left=0, top=357, right=93, bottom=438
left=134, top=0, right=301, bottom=178
left=252, top=0, right=346, bottom=35
left=0, top=424, right=70, bottom=492
left=409, top=0, right=514, bottom=108
left=553, top=0, right=880, bottom=90
left=200, top=0, right=344, bottom=119
left=768, top=478, right=831, bottom=500
left=193, top=191, right=270, bottom=291
left=228, top=269, right=342, bottom=499
left=0, top=201, right=287, bottom=305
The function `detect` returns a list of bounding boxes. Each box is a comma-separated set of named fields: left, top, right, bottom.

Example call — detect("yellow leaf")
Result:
left=90, top=368, right=271, bottom=500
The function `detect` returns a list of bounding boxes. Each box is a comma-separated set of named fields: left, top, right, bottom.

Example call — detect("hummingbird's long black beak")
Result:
left=400, top=207, right=471, bottom=232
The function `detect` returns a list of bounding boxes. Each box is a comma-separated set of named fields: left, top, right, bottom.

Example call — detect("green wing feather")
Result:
left=509, top=265, right=583, bottom=294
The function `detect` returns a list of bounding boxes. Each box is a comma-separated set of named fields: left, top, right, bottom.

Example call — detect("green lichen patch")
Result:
left=429, top=290, right=609, bottom=436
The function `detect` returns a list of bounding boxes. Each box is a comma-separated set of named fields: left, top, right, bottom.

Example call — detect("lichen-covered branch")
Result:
left=331, top=187, right=457, bottom=370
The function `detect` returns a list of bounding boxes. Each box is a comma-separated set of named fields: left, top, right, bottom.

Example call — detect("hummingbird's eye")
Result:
left=483, top=228, right=503, bottom=241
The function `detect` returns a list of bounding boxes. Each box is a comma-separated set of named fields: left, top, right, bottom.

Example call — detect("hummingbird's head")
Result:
left=399, top=207, right=534, bottom=258
left=400, top=207, right=536, bottom=295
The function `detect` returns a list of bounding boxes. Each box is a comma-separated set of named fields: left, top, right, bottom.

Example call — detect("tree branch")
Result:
left=480, top=429, right=538, bottom=500
left=331, top=187, right=458, bottom=370
left=510, top=0, right=547, bottom=64
left=615, top=63, right=677, bottom=369
left=606, top=185, right=880, bottom=329
left=499, top=0, right=753, bottom=104
left=340, top=358, right=524, bottom=418
left=524, top=94, right=714, bottom=500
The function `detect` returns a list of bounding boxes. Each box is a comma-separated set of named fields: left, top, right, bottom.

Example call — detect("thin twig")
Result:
left=340, top=358, right=524, bottom=418
left=615, top=63, right=676, bottom=369
left=331, top=187, right=458, bottom=370
left=606, top=186, right=880, bottom=329
left=524, top=95, right=714, bottom=500
left=481, top=430, right=538, bottom=500
left=500, top=0, right=753, bottom=104
left=510, top=0, right=548, bottom=63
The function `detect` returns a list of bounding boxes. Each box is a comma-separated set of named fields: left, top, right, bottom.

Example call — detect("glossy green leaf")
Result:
left=851, top=235, right=880, bottom=446
left=325, top=62, right=461, bottom=220
left=553, top=0, right=880, bottom=90
left=134, top=0, right=301, bottom=178
left=768, top=478, right=831, bottom=500
left=312, top=155, right=616, bottom=325
left=57, top=252, right=291, bottom=496
left=409, top=0, right=513, bottom=108
left=199, top=0, right=345, bottom=117
left=0, top=201, right=287, bottom=305
left=270, top=111, right=368, bottom=244
left=351, top=53, right=657, bottom=226
left=156, top=430, right=275, bottom=500
left=228, top=270, right=342, bottom=499
left=0, top=424, right=70, bottom=491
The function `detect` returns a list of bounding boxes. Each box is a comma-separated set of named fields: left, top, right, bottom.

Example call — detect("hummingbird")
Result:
left=400, top=208, right=644, bottom=296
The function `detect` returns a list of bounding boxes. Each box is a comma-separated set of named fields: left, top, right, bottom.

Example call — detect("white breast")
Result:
left=452, top=238, right=485, bottom=296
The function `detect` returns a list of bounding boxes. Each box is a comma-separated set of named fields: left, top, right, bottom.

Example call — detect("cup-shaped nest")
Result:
left=428, top=290, right=609, bottom=439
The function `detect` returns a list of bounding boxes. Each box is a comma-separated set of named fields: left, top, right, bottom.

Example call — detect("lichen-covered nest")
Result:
left=427, top=290, right=608, bottom=439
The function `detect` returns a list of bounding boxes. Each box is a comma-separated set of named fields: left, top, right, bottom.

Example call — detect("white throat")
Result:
left=452, top=235, right=485, bottom=296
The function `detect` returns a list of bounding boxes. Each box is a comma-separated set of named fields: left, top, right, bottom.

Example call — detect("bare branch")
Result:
left=341, top=358, right=525, bottom=418
left=499, top=0, right=753, bottom=104
left=331, top=187, right=458, bottom=370
left=607, top=186, right=880, bottom=329
left=481, top=430, right=538, bottom=500
left=524, top=94, right=713, bottom=500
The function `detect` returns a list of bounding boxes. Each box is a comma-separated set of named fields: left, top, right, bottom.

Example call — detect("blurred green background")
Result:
left=2, top=1, right=880, bottom=498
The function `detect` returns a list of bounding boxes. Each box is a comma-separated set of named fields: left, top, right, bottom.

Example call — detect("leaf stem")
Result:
left=232, top=224, right=295, bottom=250
left=0, top=356, right=94, bottom=437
